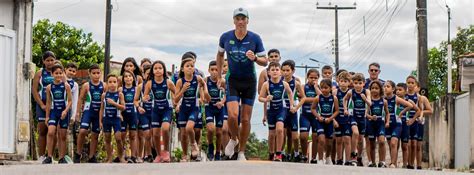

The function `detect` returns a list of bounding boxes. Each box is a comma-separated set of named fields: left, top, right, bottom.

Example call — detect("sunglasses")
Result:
left=370, top=69, right=379, bottom=73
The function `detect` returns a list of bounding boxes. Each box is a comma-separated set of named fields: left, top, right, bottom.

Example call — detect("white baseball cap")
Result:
left=233, top=7, right=249, bottom=18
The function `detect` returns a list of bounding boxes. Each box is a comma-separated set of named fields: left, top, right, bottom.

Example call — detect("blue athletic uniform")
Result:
left=316, top=94, right=335, bottom=139
left=385, top=95, right=402, bottom=140
left=205, top=77, right=225, bottom=128
left=102, top=91, right=121, bottom=133
left=121, top=86, right=138, bottom=131
left=80, top=82, right=104, bottom=133
left=48, top=82, right=69, bottom=129
left=366, top=98, right=386, bottom=140
left=178, top=75, right=200, bottom=128
left=406, top=93, right=420, bottom=141
left=138, top=82, right=153, bottom=130
left=36, top=68, right=54, bottom=122
left=350, top=89, right=367, bottom=135
left=398, top=97, right=410, bottom=143
left=151, top=78, right=172, bottom=128
left=335, top=88, right=351, bottom=137
left=267, top=79, right=286, bottom=130
left=219, top=30, right=265, bottom=106
left=299, top=84, right=318, bottom=133
left=284, top=77, right=298, bottom=132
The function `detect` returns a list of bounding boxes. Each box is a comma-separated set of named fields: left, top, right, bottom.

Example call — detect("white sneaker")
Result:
left=317, top=159, right=324, bottom=165
left=225, top=139, right=238, bottom=156
left=325, top=157, right=333, bottom=165
left=38, top=155, right=46, bottom=163
left=237, top=152, right=246, bottom=161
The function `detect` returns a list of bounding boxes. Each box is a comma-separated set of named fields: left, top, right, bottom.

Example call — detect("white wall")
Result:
left=0, top=0, right=14, bottom=29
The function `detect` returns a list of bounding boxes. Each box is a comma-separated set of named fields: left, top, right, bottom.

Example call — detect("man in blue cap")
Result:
left=216, top=7, right=268, bottom=161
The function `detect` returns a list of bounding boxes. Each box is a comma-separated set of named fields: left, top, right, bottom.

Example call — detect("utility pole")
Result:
left=447, top=5, right=452, bottom=93
left=317, top=4, right=356, bottom=72
left=416, top=0, right=428, bottom=96
left=104, top=0, right=112, bottom=80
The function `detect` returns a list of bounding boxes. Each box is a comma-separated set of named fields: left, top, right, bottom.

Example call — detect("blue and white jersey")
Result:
left=39, top=68, right=54, bottom=102
left=351, top=89, right=367, bottom=118
left=336, top=88, right=349, bottom=122
left=385, top=95, right=400, bottom=123
left=301, top=83, right=317, bottom=115
left=84, top=82, right=104, bottom=112
left=318, top=94, right=335, bottom=118
left=206, top=77, right=223, bottom=109
left=50, top=82, right=66, bottom=111
left=151, top=78, right=172, bottom=110
left=218, top=30, right=265, bottom=79
left=103, top=92, right=120, bottom=118
left=122, top=85, right=136, bottom=114
left=180, top=75, right=199, bottom=110
left=405, top=93, right=418, bottom=119
left=370, top=98, right=385, bottom=120
left=268, top=79, right=285, bottom=111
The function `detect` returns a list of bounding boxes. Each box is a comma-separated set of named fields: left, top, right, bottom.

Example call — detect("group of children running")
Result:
left=32, top=49, right=432, bottom=169
left=258, top=49, right=433, bottom=169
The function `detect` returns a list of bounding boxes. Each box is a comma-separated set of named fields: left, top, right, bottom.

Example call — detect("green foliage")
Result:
left=33, top=19, right=105, bottom=69
left=245, top=132, right=269, bottom=160
left=428, top=25, right=474, bottom=101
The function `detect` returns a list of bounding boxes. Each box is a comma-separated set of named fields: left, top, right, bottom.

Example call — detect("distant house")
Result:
left=0, top=0, right=33, bottom=160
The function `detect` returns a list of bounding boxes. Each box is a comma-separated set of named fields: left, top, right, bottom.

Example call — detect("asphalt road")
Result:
left=0, top=161, right=468, bottom=175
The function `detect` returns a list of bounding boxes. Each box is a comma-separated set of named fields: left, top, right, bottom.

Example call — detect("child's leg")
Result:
left=402, top=142, right=409, bottom=166
left=46, top=125, right=57, bottom=157
left=115, top=132, right=126, bottom=163
left=207, top=122, right=216, bottom=149
left=300, top=132, right=309, bottom=159
left=268, top=130, right=276, bottom=156
left=179, top=127, right=188, bottom=159
left=138, top=130, right=145, bottom=158
left=222, top=120, right=230, bottom=153
left=276, top=121, right=285, bottom=153
left=194, top=127, right=202, bottom=146
left=390, top=137, right=399, bottom=166
left=161, top=123, right=170, bottom=152
left=144, top=130, right=152, bottom=157
left=285, top=127, right=292, bottom=154
left=76, top=129, right=88, bottom=155
left=409, top=140, right=416, bottom=166
left=216, top=127, right=223, bottom=155
left=88, top=133, right=99, bottom=159
left=416, top=140, right=423, bottom=168
left=351, top=125, right=359, bottom=159
left=336, top=137, right=343, bottom=161
left=129, top=130, right=138, bottom=158
left=104, top=132, right=113, bottom=162
left=343, top=136, right=352, bottom=162
left=38, top=123, right=48, bottom=157
left=58, top=128, right=68, bottom=159
left=326, top=137, right=333, bottom=160
left=291, top=131, right=299, bottom=155
left=186, top=121, right=197, bottom=156
left=311, top=133, right=318, bottom=160
left=378, top=135, right=386, bottom=163
left=369, top=139, right=376, bottom=164
left=317, top=134, right=325, bottom=160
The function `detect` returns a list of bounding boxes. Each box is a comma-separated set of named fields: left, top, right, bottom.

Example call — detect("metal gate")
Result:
left=0, top=28, right=16, bottom=153
left=454, top=93, right=471, bottom=168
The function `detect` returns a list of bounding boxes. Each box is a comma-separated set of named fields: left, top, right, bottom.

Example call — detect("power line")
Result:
left=36, top=0, right=83, bottom=18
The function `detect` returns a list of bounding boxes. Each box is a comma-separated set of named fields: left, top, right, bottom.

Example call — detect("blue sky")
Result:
left=34, top=0, right=473, bottom=139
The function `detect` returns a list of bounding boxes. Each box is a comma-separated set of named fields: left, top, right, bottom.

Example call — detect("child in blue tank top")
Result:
left=120, top=70, right=141, bottom=163
left=43, top=64, right=72, bottom=164
left=99, top=74, right=126, bottom=163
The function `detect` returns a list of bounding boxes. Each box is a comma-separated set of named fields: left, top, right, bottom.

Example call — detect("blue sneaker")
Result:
left=214, top=152, right=221, bottom=161
left=207, top=144, right=215, bottom=161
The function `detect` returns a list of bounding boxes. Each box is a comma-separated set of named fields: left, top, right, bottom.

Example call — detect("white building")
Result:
left=0, top=0, right=33, bottom=160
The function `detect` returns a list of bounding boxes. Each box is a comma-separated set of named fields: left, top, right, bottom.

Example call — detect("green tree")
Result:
left=33, top=19, right=104, bottom=69
left=428, top=25, right=473, bottom=101
left=245, top=132, right=269, bottom=160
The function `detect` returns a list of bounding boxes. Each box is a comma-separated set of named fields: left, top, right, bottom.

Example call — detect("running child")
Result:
left=75, top=64, right=105, bottom=163
left=259, top=62, right=295, bottom=161
left=334, top=71, right=352, bottom=165
left=412, top=79, right=432, bottom=169
left=395, top=83, right=413, bottom=168
left=99, top=74, right=126, bottom=163
left=299, top=69, right=321, bottom=163
left=406, top=75, right=421, bottom=169
left=343, top=73, right=371, bottom=166
left=135, top=64, right=153, bottom=163
left=204, top=60, right=226, bottom=161
left=32, top=51, right=56, bottom=161
left=281, top=60, right=306, bottom=162
left=120, top=70, right=141, bottom=163
left=42, top=64, right=73, bottom=164
left=65, top=63, right=79, bottom=125
left=311, top=79, right=339, bottom=165
left=174, top=57, right=208, bottom=161
left=383, top=80, right=414, bottom=168
left=143, top=60, right=176, bottom=163
left=365, top=80, right=389, bottom=168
